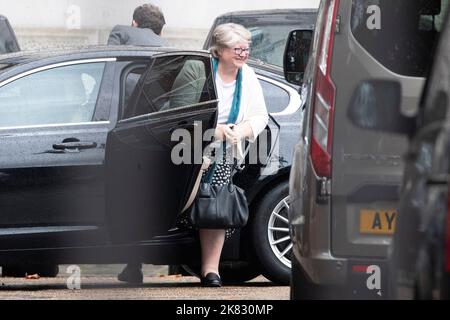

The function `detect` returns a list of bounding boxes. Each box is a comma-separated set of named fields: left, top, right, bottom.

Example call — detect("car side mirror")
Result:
left=347, top=80, right=416, bottom=136
left=283, top=29, right=313, bottom=86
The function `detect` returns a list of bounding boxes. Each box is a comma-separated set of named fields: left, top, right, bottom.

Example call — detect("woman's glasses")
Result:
left=233, top=47, right=250, bottom=56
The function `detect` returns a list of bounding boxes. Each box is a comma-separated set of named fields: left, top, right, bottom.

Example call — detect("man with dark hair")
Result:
left=132, top=4, right=165, bottom=35
left=108, top=3, right=167, bottom=286
left=107, top=3, right=166, bottom=46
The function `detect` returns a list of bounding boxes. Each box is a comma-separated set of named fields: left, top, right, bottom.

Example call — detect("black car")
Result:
left=0, top=46, right=302, bottom=284
left=203, top=9, right=317, bottom=69
left=0, top=15, right=19, bottom=54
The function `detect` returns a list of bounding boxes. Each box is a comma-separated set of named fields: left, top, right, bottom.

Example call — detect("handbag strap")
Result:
left=203, top=141, right=250, bottom=183
left=182, top=142, right=250, bottom=212
left=203, top=158, right=217, bottom=183
left=181, top=166, right=204, bottom=213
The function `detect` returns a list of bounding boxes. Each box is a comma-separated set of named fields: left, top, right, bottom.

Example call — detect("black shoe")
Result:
left=117, top=264, right=143, bottom=285
left=201, top=272, right=222, bottom=287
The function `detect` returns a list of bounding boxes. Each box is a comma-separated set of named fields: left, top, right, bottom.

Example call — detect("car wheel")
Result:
left=2, top=264, right=59, bottom=278
left=250, top=181, right=291, bottom=285
left=182, top=260, right=261, bottom=284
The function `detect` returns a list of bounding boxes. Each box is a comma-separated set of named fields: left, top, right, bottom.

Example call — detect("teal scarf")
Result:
left=212, top=58, right=242, bottom=125
left=204, top=58, right=243, bottom=183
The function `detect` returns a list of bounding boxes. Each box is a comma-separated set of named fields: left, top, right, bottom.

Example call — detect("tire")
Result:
left=249, top=181, right=291, bottom=285
left=2, top=264, right=59, bottom=278
left=182, top=260, right=261, bottom=284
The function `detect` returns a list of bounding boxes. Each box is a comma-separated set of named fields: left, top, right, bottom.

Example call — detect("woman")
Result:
left=199, top=23, right=269, bottom=287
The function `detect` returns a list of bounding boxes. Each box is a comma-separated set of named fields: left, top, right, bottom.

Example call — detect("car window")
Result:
left=208, top=14, right=316, bottom=68
left=124, top=55, right=215, bottom=119
left=122, top=65, right=147, bottom=118
left=0, top=19, right=19, bottom=54
left=351, top=0, right=448, bottom=77
left=247, top=24, right=304, bottom=67
left=259, top=79, right=290, bottom=113
left=0, top=62, right=105, bottom=128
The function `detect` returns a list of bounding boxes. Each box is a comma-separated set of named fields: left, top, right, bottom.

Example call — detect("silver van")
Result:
left=349, top=4, right=450, bottom=300
left=284, top=0, right=447, bottom=299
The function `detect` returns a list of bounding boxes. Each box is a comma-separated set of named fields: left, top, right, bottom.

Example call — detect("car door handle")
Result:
left=53, top=141, right=97, bottom=150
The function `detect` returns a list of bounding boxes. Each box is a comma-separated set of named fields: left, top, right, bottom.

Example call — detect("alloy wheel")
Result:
left=267, top=195, right=292, bottom=268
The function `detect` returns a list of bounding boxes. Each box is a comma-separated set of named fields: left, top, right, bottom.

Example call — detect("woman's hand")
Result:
left=215, top=123, right=254, bottom=145
left=231, top=122, right=254, bottom=142
left=214, top=124, right=234, bottom=141
left=214, top=124, right=226, bottom=141
left=225, top=124, right=241, bottom=146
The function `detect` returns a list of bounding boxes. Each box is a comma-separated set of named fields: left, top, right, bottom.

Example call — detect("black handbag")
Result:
left=188, top=163, right=249, bottom=229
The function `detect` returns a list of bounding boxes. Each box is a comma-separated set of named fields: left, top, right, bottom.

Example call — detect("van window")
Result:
left=351, top=0, right=448, bottom=77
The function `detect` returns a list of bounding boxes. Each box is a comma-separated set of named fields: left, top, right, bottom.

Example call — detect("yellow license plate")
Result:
left=359, top=210, right=397, bottom=235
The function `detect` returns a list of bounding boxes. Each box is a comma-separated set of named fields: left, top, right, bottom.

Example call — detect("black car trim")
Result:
left=0, top=226, right=98, bottom=236
left=117, top=100, right=219, bottom=125
left=151, top=51, right=211, bottom=59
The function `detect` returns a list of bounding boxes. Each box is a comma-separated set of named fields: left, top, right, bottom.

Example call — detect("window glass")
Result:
left=259, top=79, right=290, bottom=113
left=212, top=13, right=316, bottom=68
left=0, top=62, right=105, bottom=127
left=122, top=65, right=147, bottom=118
left=247, top=24, right=305, bottom=67
left=125, top=55, right=215, bottom=119
left=351, top=0, right=449, bottom=77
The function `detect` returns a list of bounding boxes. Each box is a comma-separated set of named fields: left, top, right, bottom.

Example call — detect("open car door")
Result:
left=106, top=52, right=217, bottom=243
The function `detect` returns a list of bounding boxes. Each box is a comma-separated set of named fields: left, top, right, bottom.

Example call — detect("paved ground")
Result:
left=0, top=265, right=289, bottom=300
